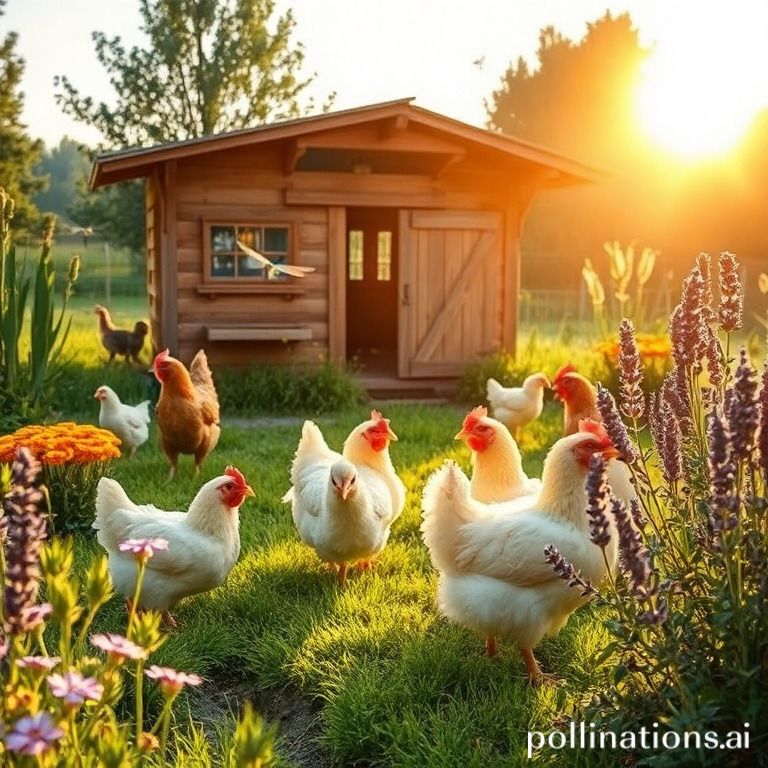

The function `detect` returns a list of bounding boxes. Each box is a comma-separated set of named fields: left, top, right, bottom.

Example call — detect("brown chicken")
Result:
left=95, top=305, right=149, bottom=364
left=151, top=348, right=221, bottom=478
left=551, top=363, right=637, bottom=507
left=550, top=364, right=601, bottom=435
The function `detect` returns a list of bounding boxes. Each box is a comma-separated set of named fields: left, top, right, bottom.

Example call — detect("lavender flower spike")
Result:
left=3, top=448, right=47, bottom=635
left=724, top=347, right=760, bottom=463
left=596, top=383, right=639, bottom=464
left=618, top=319, right=645, bottom=419
left=718, top=251, right=743, bottom=332
left=758, top=362, right=768, bottom=480
left=610, top=497, right=651, bottom=599
left=585, top=455, right=612, bottom=548
left=544, top=545, right=597, bottom=598
left=707, top=408, right=739, bottom=533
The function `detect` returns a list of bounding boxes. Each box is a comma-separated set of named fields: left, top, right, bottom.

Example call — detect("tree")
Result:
left=487, top=12, right=647, bottom=167
left=485, top=13, right=656, bottom=293
left=55, top=0, right=331, bottom=149
left=33, top=137, right=91, bottom=218
left=0, top=1, right=44, bottom=233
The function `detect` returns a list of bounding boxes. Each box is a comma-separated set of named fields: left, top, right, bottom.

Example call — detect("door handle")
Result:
left=402, top=284, right=411, bottom=305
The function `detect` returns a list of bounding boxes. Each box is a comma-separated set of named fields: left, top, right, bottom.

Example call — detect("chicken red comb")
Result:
left=553, top=363, right=577, bottom=385
left=153, top=348, right=171, bottom=366
left=369, top=409, right=392, bottom=434
left=225, top=466, right=248, bottom=488
left=463, top=406, right=488, bottom=432
left=578, top=419, right=612, bottom=445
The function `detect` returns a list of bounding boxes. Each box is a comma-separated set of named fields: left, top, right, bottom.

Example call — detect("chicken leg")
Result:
left=485, top=635, right=498, bottom=658
left=520, top=647, right=543, bottom=683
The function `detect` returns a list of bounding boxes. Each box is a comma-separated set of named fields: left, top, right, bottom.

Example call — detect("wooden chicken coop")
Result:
left=90, top=99, right=598, bottom=385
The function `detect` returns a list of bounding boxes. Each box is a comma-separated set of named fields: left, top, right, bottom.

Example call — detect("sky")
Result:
left=4, top=0, right=768, bottom=151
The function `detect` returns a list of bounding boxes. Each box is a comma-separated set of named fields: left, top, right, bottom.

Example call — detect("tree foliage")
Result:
left=487, top=12, right=647, bottom=166
left=0, top=3, right=44, bottom=233
left=33, top=137, right=91, bottom=218
left=68, top=179, right=145, bottom=256
left=54, top=0, right=330, bottom=149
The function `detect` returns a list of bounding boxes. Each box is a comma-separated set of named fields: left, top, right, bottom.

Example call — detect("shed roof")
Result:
left=90, top=98, right=603, bottom=189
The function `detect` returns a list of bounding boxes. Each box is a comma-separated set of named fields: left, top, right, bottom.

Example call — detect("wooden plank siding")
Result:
left=138, top=129, right=548, bottom=372
left=170, top=147, right=330, bottom=366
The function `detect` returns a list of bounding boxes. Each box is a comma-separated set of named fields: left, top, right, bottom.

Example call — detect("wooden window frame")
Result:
left=198, top=219, right=304, bottom=297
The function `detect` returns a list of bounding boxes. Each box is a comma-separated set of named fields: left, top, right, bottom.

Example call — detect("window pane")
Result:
left=211, top=253, right=235, bottom=277
left=236, top=227, right=260, bottom=251
left=238, top=254, right=266, bottom=277
left=211, top=226, right=235, bottom=253
left=377, top=231, right=392, bottom=281
left=264, top=227, right=288, bottom=253
left=348, top=230, right=363, bottom=280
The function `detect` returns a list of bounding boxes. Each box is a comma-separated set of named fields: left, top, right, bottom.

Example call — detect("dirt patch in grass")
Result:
left=191, top=678, right=333, bottom=768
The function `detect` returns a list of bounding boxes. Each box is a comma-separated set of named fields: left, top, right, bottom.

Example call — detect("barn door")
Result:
left=398, top=209, right=502, bottom=378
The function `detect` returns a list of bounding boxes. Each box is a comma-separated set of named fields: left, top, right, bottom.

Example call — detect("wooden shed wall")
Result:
left=172, top=144, right=329, bottom=366
left=143, top=135, right=541, bottom=369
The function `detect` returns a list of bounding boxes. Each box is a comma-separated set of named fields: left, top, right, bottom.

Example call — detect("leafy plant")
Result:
left=216, top=360, right=365, bottom=416
left=457, top=331, right=609, bottom=404
left=0, top=448, right=276, bottom=766
left=582, top=241, right=658, bottom=336
left=551, top=253, right=768, bottom=765
left=0, top=422, right=122, bottom=534
left=0, top=189, right=79, bottom=430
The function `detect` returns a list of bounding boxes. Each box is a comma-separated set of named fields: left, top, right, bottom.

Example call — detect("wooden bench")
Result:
left=205, top=324, right=313, bottom=342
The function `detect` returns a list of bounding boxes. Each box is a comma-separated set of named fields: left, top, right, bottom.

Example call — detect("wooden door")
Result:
left=346, top=209, right=398, bottom=368
left=398, top=209, right=502, bottom=377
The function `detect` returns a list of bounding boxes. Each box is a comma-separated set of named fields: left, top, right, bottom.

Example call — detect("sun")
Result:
left=634, top=14, right=768, bottom=159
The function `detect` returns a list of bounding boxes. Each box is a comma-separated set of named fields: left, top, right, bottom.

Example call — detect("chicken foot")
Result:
left=484, top=635, right=499, bottom=658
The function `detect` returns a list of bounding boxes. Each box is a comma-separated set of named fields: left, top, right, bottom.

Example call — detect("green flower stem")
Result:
left=68, top=708, right=85, bottom=768
left=150, top=694, right=178, bottom=755
left=127, top=559, right=147, bottom=639
left=135, top=658, right=146, bottom=743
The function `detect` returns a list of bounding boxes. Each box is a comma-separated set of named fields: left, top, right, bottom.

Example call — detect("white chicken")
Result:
left=454, top=406, right=541, bottom=503
left=94, top=385, right=151, bottom=457
left=284, top=411, right=404, bottom=585
left=486, top=373, right=550, bottom=440
left=93, top=467, right=254, bottom=624
left=422, top=420, right=620, bottom=681
left=342, top=409, right=405, bottom=518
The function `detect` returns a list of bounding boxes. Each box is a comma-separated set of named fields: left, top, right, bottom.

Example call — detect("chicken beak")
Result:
left=244, top=485, right=255, bottom=498
left=386, top=425, right=398, bottom=442
left=454, top=428, right=469, bottom=441
left=601, top=446, right=621, bottom=461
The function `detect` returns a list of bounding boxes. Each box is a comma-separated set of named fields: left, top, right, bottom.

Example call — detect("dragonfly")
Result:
left=236, top=240, right=316, bottom=279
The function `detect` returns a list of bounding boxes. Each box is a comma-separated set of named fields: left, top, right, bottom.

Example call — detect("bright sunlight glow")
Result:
left=635, top=9, right=768, bottom=160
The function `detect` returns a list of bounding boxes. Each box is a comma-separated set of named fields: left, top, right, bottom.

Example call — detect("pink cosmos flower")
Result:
left=6, top=712, right=64, bottom=756
left=118, top=537, right=169, bottom=561
left=145, top=665, right=203, bottom=696
left=0, top=635, right=8, bottom=661
left=91, top=633, right=148, bottom=661
left=16, top=655, right=61, bottom=671
left=47, top=670, right=104, bottom=706
left=20, top=603, right=53, bottom=631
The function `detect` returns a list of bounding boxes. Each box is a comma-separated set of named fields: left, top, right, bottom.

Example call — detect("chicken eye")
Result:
left=350, top=476, right=356, bottom=485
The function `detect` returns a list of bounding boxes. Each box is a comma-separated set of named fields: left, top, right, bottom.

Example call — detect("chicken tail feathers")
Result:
left=93, top=477, right=136, bottom=549
left=297, top=420, right=331, bottom=457
left=189, top=349, right=220, bottom=410
left=420, top=460, right=476, bottom=571
left=486, top=377, right=504, bottom=407
left=136, top=400, right=151, bottom=424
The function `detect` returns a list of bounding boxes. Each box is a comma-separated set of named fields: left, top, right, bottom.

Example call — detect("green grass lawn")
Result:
left=57, top=397, right=618, bottom=768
